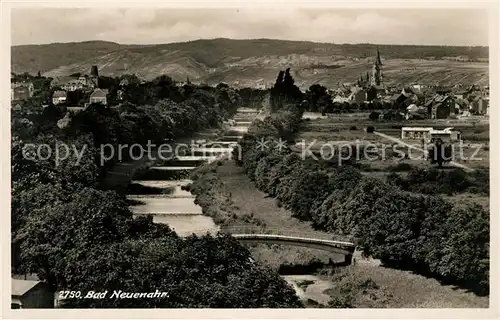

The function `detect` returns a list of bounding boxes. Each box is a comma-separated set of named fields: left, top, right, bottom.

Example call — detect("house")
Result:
left=470, top=96, right=489, bottom=115
left=401, top=87, right=415, bottom=97
left=405, top=104, right=428, bottom=120
left=119, top=79, right=129, bottom=87
left=52, top=90, right=67, bottom=105
left=366, top=85, right=385, bottom=101
left=389, top=87, right=419, bottom=109
left=425, top=94, right=455, bottom=119
left=350, top=88, right=366, bottom=103
left=411, top=84, right=424, bottom=93
left=401, top=127, right=461, bottom=143
left=431, top=103, right=450, bottom=119
left=51, top=73, right=97, bottom=92
left=11, top=279, right=54, bottom=308
left=11, top=82, right=34, bottom=101
left=51, top=76, right=71, bottom=88
left=454, top=90, right=467, bottom=100
left=62, top=79, right=84, bottom=91
left=401, top=127, right=433, bottom=141
left=75, top=75, right=97, bottom=89
left=430, top=127, right=461, bottom=142
left=391, top=93, right=413, bottom=110
left=89, top=88, right=109, bottom=105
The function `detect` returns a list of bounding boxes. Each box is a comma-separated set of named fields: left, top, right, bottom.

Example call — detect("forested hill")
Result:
left=11, top=38, right=489, bottom=88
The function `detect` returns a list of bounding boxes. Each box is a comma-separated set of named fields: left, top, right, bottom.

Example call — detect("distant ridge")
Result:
left=11, top=38, right=489, bottom=88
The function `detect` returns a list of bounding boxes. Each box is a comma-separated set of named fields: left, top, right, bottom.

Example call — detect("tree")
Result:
left=58, top=234, right=302, bottom=308
left=436, top=201, right=489, bottom=294
left=288, top=168, right=333, bottom=221
left=304, top=84, right=332, bottom=113
left=15, top=188, right=133, bottom=288
left=427, top=139, right=452, bottom=168
left=270, top=69, right=303, bottom=111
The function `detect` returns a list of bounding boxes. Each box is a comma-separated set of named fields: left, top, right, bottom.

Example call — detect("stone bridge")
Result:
left=222, top=227, right=356, bottom=264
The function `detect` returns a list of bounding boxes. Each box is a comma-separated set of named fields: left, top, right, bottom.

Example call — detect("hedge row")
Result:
left=187, top=161, right=238, bottom=226
left=236, top=110, right=489, bottom=295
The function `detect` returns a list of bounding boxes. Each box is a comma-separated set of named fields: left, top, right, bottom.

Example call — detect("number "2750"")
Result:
left=58, top=291, right=82, bottom=299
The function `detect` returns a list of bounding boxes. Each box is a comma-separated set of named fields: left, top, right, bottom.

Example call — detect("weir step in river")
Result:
left=125, top=108, right=257, bottom=236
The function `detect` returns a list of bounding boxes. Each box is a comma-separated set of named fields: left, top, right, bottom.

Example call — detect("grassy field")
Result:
left=216, top=160, right=345, bottom=269
left=319, top=265, right=488, bottom=308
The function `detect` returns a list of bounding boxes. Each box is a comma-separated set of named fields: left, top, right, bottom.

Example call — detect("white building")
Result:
left=52, top=90, right=67, bottom=105
left=401, top=127, right=461, bottom=142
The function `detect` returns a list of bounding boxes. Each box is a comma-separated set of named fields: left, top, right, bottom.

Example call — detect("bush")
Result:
left=366, top=126, right=375, bottom=133
left=387, top=163, right=413, bottom=172
left=326, top=268, right=382, bottom=308
left=390, top=167, right=485, bottom=195
left=368, top=112, right=380, bottom=121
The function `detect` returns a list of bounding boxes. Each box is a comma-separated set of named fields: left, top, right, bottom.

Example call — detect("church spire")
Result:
left=371, top=48, right=383, bottom=87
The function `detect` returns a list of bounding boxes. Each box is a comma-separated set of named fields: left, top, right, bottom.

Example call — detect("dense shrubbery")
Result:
left=236, top=109, right=489, bottom=295
left=11, top=75, right=302, bottom=307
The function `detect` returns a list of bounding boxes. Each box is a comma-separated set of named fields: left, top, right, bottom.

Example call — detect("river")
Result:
left=125, top=108, right=257, bottom=236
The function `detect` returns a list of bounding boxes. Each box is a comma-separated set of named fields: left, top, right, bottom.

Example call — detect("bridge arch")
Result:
left=222, top=229, right=357, bottom=264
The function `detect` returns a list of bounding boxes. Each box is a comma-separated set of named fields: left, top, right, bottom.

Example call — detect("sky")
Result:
left=11, top=8, right=489, bottom=46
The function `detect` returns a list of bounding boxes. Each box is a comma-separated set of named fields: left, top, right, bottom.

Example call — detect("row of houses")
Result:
left=50, top=66, right=109, bottom=106
left=330, top=83, right=489, bottom=119
left=330, top=50, right=488, bottom=119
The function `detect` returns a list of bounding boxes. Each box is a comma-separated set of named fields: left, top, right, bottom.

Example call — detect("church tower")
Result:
left=370, top=48, right=383, bottom=87
left=90, top=65, right=99, bottom=88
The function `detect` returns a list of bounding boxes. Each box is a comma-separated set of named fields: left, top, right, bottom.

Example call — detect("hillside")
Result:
left=11, top=38, right=489, bottom=89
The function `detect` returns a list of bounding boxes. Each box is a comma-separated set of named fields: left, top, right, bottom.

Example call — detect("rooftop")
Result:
left=402, top=127, right=458, bottom=133
left=53, top=90, right=67, bottom=98
left=90, top=88, right=109, bottom=98
left=402, top=127, right=434, bottom=131
left=12, top=279, right=41, bottom=296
